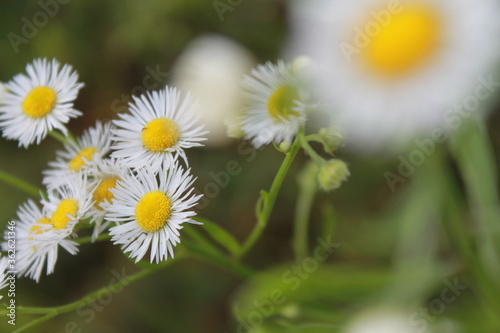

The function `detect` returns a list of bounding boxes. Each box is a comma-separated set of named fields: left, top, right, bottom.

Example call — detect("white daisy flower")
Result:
left=41, top=173, right=95, bottom=250
left=0, top=256, right=9, bottom=290
left=2, top=200, right=77, bottom=282
left=289, top=0, right=500, bottom=151
left=111, top=86, right=208, bottom=170
left=241, top=60, right=309, bottom=148
left=87, top=157, right=129, bottom=241
left=43, top=121, right=114, bottom=190
left=104, top=162, right=202, bottom=263
left=0, top=58, right=84, bottom=147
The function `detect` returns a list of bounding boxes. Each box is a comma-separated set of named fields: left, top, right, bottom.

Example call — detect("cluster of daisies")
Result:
left=0, top=59, right=209, bottom=282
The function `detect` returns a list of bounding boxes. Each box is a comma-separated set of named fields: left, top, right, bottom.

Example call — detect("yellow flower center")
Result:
left=93, top=177, right=119, bottom=207
left=69, top=147, right=97, bottom=171
left=141, top=118, right=179, bottom=152
left=135, top=191, right=171, bottom=233
left=267, top=85, right=300, bottom=122
left=51, top=198, right=78, bottom=230
left=362, top=4, right=441, bottom=77
left=28, top=217, right=51, bottom=240
left=22, top=86, right=57, bottom=118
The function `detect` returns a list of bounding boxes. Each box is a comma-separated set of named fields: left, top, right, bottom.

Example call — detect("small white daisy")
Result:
left=41, top=173, right=95, bottom=250
left=87, top=157, right=129, bottom=241
left=2, top=200, right=77, bottom=282
left=289, top=0, right=500, bottom=151
left=104, top=162, right=202, bottom=263
left=0, top=58, right=84, bottom=147
left=111, top=86, right=208, bottom=170
left=43, top=121, right=114, bottom=190
left=0, top=256, right=9, bottom=290
left=241, top=60, right=309, bottom=148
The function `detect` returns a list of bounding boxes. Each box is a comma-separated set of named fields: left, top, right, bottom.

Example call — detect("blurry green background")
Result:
left=1, top=0, right=500, bottom=332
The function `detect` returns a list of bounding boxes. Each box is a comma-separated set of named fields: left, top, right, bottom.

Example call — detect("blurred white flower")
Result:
left=171, top=34, right=255, bottom=146
left=289, top=0, right=500, bottom=151
left=343, top=308, right=433, bottom=333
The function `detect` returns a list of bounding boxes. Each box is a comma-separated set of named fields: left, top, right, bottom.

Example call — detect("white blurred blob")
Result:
left=171, top=34, right=255, bottom=146
left=343, top=308, right=434, bottom=333
left=288, top=0, right=500, bottom=153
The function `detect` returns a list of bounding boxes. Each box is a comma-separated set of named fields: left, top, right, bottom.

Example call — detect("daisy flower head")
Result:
left=2, top=200, right=77, bottom=282
left=289, top=0, right=500, bottom=151
left=43, top=121, right=114, bottom=190
left=86, top=157, right=130, bottom=241
left=41, top=172, right=95, bottom=246
left=0, top=256, right=9, bottom=290
left=104, top=162, right=202, bottom=263
left=111, top=86, right=208, bottom=170
left=0, top=82, right=7, bottom=102
left=241, top=60, right=309, bottom=148
left=0, top=58, right=84, bottom=147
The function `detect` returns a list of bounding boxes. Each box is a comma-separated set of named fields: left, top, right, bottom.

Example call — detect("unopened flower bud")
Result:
left=318, top=159, right=350, bottom=191
left=278, top=141, right=292, bottom=153
left=318, top=127, right=343, bottom=154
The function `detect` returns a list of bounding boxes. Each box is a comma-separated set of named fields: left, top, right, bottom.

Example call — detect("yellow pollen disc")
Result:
left=22, top=86, right=57, bottom=118
left=93, top=177, right=119, bottom=207
left=135, top=191, right=171, bottom=233
left=141, top=118, right=179, bottom=152
left=69, top=147, right=97, bottom=171
left=28, top=217, right=51, bottom=240
left=267, top=85, right=300, bottom=122
left=362, top=4, right=441, bottom=77
left=51, top=198, right=78, bottom=230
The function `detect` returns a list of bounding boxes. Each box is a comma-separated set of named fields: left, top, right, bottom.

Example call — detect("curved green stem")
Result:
left=300, top=135, right=325, bottom=166
left=8, top=254, right=185, bottom=332
left=237, top=134, right=302, bottom=260
left=0, top=169, right=40, bottom=198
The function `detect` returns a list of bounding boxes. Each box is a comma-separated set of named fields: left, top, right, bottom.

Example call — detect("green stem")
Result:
left=449, top=118, right=500, bottom=280
left=0, top=169, right=40, bottom=198
left=237, top=135, right=302, bottom=259
left=299, top=135, right=325, bottom=166
left=441, top=147, right=500, bottom=327
left=181, top=239, right=253, bottom=278
left=49, top=130, right=70, bottom=145
left=75, top=233, right=112, bottom=245
left=9, top=255, right=185, bottom=332
left=292, top=162, right=318, bottom=262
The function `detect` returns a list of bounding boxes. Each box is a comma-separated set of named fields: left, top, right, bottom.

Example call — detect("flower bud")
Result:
left=318, top=159, right=350, bottom=191
left=318, top=127, right=343, bottom=154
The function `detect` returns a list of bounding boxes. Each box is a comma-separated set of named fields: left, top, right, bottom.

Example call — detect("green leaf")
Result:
left=195, top=217, right=241, bottom=256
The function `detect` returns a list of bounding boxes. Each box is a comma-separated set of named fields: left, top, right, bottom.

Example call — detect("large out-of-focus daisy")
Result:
left=2, top=200, right=77, bottom=282
left=241, top=60, right=309, bottom=148
left=0, top=58, right=84, bottom=147
left=43, top=121, right=113, bottom=190
left=104, top=163, right=202, bottom=263
left=111, top=86, right=207, bottom=170
left=290, top=0, right=500, bottom=150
